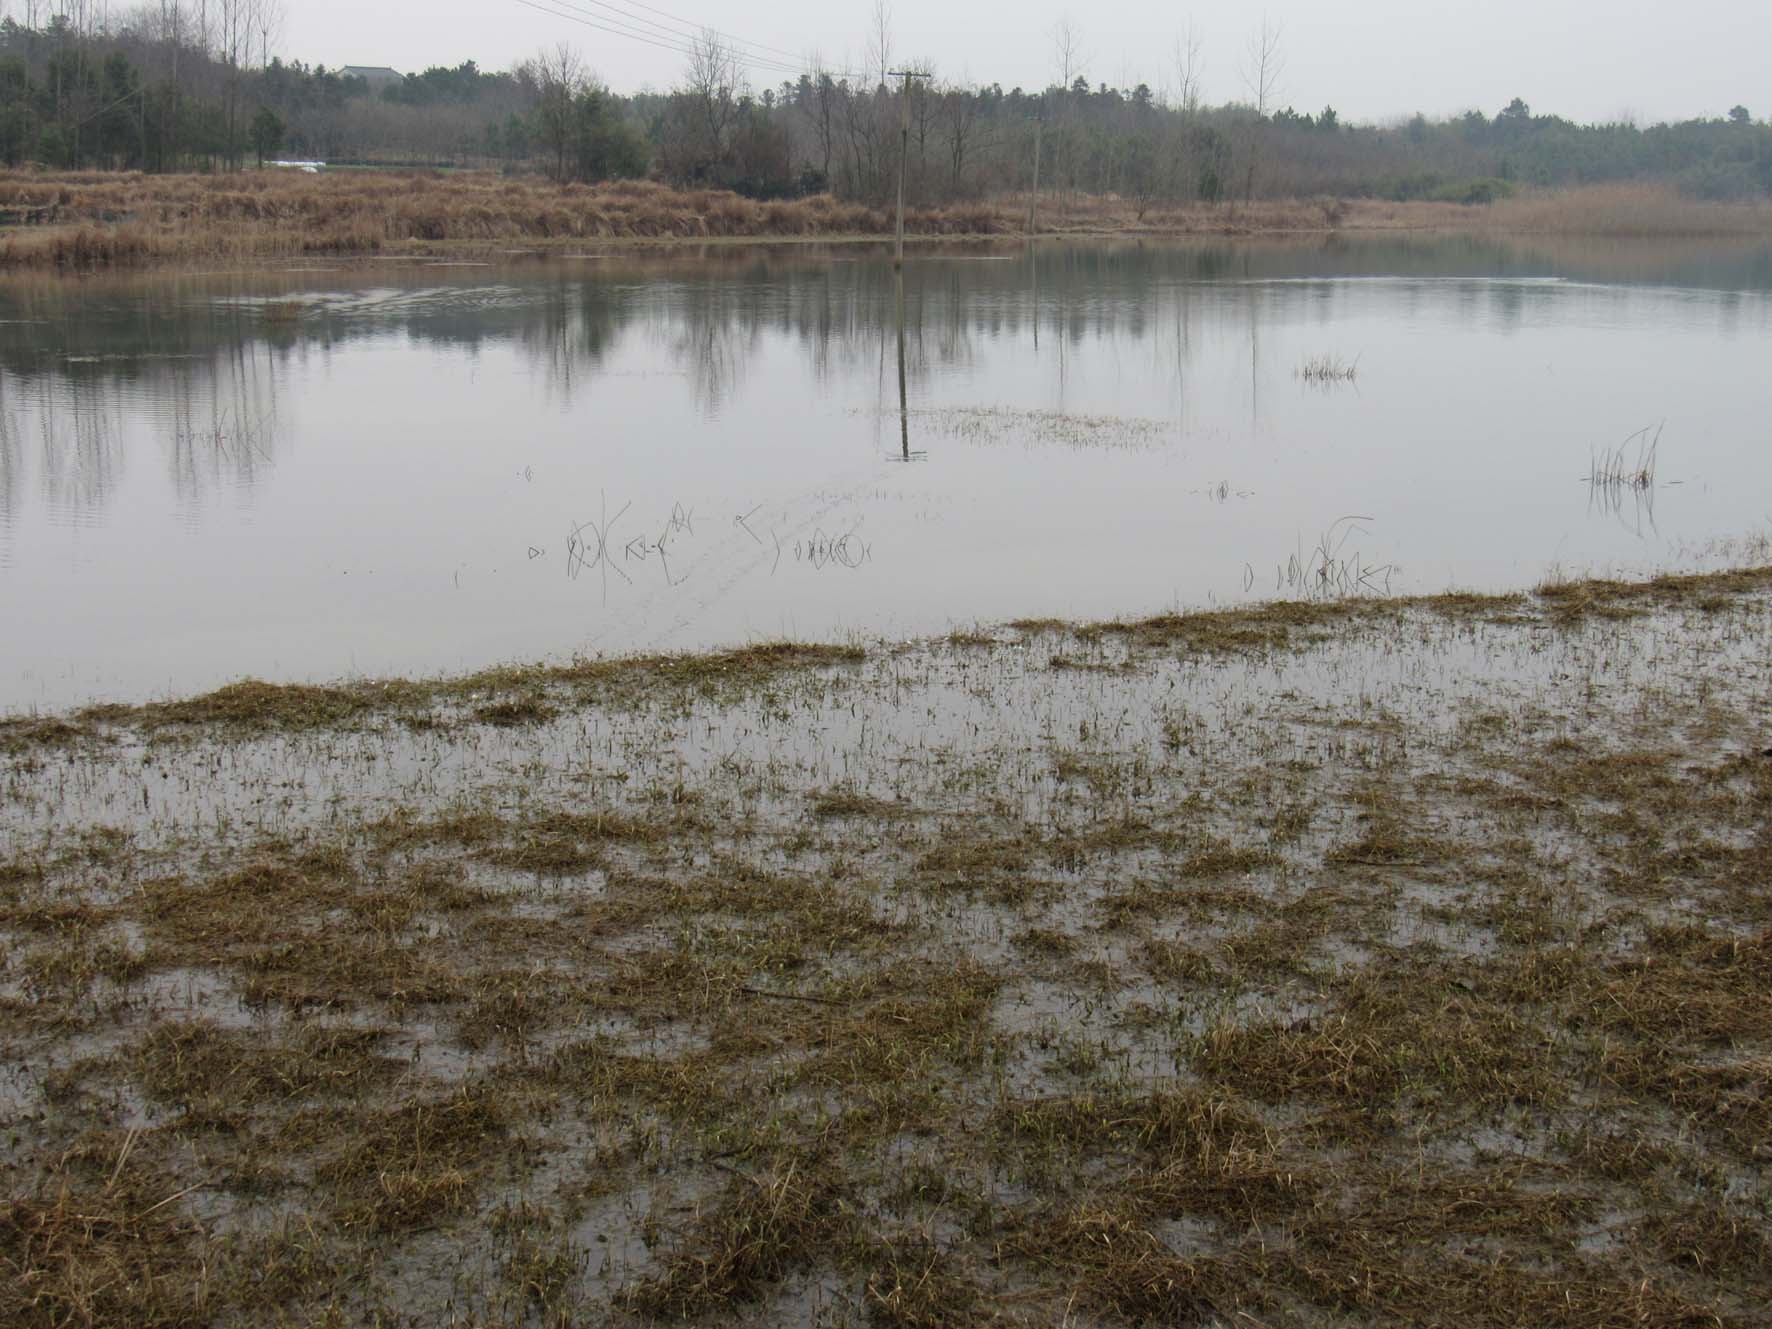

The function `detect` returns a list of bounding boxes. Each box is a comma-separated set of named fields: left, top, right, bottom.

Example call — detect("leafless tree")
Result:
left=529, top=43, right=584, bottom=181
left=866, top=0, right=892, bottom=88
left=1050, top=16, right=1087, bottom=91
left=1172, top=20, right=1204, bottom=116
left=1239, top=16, right=1284, bottom=202
left=1241, top=15, right=1284, bottom=116
left=908, top=60, right=937, bottom=194
left=683, top=28, right=743, bottom=158
left=799, top=59, right=840, bottom=185
left=211, top=0, right=255, bottom=165
left=1153, top=21, right=1205, bottom=205
left=940, top=82, right=978, bottom=194
left=251, top=0, right=283, bottom=71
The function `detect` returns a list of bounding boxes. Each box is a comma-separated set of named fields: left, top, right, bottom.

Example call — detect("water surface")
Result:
left=3, top=235, right=1770, bottom=709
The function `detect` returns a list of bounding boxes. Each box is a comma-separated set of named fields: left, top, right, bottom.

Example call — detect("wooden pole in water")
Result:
left=1027, top=117, right=1042, bottom=236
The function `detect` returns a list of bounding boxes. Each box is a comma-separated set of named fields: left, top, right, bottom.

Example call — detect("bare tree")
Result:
left=1239, top=16, right=1284, bottom=203
left=799, top=60, right=840, bottom=185
left=908, top=60, right=937, bottom=195
left=1173, top=20, right=1204, bottom=116
left=683, top=28, right=743, bottom=159
left=866, top=0, right=892, bottom=88
left=1241, top=15, right=1284, bottom=116
left=211, top=0, right=255, bottom=165
left=940, top=82, right=978, bottom=195
left=1155, top=21, right=1206, bottom=205
left=530, top=43, right=584, bottom=181
left=251, top=0, right=283, bottom=71
left=1050, top=16, right=1087, bottom=91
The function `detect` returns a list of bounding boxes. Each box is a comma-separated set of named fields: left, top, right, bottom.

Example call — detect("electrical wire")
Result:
left=512, top=0, right=868, bottom=83
left=559, top=0, right=824, bottom=72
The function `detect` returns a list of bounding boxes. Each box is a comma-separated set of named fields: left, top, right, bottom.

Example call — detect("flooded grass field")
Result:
left=3, top=234, right=1771, bottom=709
left=3, top=236, right=1772, bottom=1326
left=2, top=570, right=1770, bottom=1326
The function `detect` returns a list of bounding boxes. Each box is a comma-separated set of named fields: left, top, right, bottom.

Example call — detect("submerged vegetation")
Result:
left=1296, top=351, right=1360, bottom=383
left=1589, top=422, right=1662, bottom=492
left=3, top=564, right=1771, bottom=1324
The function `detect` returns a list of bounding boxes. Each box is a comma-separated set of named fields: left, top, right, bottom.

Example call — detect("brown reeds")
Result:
left=0, top=168, right=1012, bottom=270
left=6, top=170, right=1764, bottom=272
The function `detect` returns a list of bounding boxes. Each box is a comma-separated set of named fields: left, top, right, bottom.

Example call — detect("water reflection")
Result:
left=894, top=267, right=910, bottom=462
left=33, top=385, right=127, bottom=518
left=1, top=234, right=1770, bottom=708
left=0, top=404, right=19, bottom=550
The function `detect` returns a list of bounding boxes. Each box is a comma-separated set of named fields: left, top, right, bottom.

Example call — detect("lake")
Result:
left=3, top=234, right=1770, bottom=710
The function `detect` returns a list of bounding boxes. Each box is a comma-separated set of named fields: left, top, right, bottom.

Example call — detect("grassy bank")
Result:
left=3, top=565, right=1770, bottom=1326
left=4, top=169, right=1769, bottom=271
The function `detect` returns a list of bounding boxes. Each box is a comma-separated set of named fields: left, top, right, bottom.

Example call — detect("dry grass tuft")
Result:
left=864, top=1235, right=998, bottom=1327
left=310, top=1088, right=507, bottom=1234
left=0, top=1135, right=209, bottom=1329
left=616, top=1157, right=838, bottom=1318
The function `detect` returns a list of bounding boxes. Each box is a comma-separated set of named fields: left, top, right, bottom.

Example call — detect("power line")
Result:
left=512, top=0, right=866, bottom=83
left=569, top=0, right=827, bottom=71
left=510, top=0, right=703, bottom=63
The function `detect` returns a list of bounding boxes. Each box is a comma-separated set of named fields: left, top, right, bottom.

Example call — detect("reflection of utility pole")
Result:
left=1248, top=253, right=1260, bottom=428
left=895, top=267, right=909, bottom=460
left=888, top=70, right=930, bottom=269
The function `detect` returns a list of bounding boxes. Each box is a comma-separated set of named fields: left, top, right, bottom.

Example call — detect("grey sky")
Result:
left=287, top=0, right=1765, bottom=125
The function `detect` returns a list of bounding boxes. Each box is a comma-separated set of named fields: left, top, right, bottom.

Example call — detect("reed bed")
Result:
left=0, top=170, right=1010, bottom=270
left=1023, top=182, right=1772, bottom=237
left=1482, top=182, right=1772, bottom=236
left=1, top=171, right=1766, bottom=271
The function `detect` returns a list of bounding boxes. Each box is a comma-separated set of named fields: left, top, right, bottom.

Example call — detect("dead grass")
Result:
left=307, top=1088, right=508, bottom=1235
left=0, top=1134, right=210, bottom=1329
left=1482, top=182, right=1772, bottom=236
left=6, top=172, right=1762, bottom=273
left=615, top=1156, right=838, bottom=1318
left=0, top=169, right=1008, bottom=269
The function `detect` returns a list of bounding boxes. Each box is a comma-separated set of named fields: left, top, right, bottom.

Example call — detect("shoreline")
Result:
left=5, top=561, right=1769, bottom=735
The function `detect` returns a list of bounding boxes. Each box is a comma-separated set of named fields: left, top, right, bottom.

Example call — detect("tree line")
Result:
left=2, top=6, right=1768, bottom=206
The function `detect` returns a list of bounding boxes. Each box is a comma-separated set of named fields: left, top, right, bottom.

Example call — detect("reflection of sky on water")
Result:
left=1, top=235, right=1770, bottom=709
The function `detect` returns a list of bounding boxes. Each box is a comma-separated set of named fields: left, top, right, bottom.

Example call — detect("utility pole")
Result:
left=887, top=69, right=928, bottom=268
left=1026, top=116, right=1042, bottom=236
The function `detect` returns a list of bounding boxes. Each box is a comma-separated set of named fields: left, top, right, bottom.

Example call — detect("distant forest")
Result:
left=2, top=5, right=1768, bottom=206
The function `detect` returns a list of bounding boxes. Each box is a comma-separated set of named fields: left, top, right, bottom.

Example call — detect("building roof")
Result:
left=339, top=65, right=405, bottom=82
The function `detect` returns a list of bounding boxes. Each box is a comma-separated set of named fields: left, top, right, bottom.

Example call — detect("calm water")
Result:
left=3, top=235, right=1771, bottom=710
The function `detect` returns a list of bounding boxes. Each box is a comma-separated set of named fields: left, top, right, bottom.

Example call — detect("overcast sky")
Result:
left=284, top=0, right=1764, bottom=126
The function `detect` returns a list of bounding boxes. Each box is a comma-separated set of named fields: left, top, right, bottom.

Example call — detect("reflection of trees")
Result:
left=162, top=340, right=284, bottom=506
left=656, top=281, right=760, bottom=416
left=0, top=402, right=19, bottom=537
left=31, top=385, right=126, bottom=516
left=510, top=283, right=629, bottom=398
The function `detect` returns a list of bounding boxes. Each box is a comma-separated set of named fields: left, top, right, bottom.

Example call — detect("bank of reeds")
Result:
left=1020, top=181, right=1772, bottom=237
left=0, top=170, right=1009, bottom=270
left=1481, top=182, right=1772, bottom=236
left=3, top=170, right=1768, bottom=272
